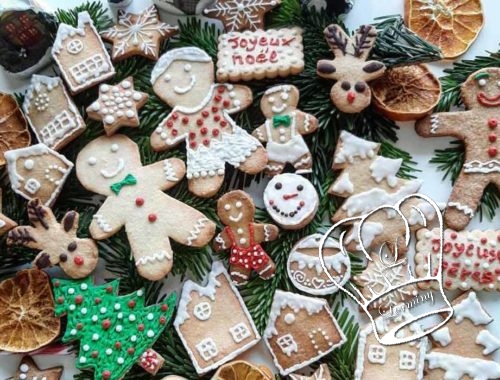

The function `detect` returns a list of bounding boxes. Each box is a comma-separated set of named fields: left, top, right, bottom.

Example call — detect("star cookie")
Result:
left=14, top=356, right=63, bottom=380
left=101, top=5, right=178, bottom=61
left=289, top=364, right=331, bottom=380
left=86, top=77, right=148, bottom=136
left=203, top=0, right=281, bottom=32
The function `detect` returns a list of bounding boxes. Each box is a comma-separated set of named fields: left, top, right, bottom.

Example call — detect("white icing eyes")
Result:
left=111, top=144, right=119, bottom=152
left=224, top=204, right=231, bottom=211
left=87, top=157, right=97, bottom=166
left=478, top=78, right=487, bottom=87
left=497, top=81, right=500, bottom=87
left=164, top=74, right=171, bottom=82
left=281, top=92, right=289, bottom=101
left=24, top=159, right=34, bottom=170
left=184, top=64, right=192, bottom=72
left=268, top=96, right=275, bottom=104
left=235, top=201, right=242, bottom=209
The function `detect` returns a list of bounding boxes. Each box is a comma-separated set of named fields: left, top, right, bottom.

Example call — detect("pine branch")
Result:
left=55, top=1, right=112, bottom=30
left=171, top=18, right=220, bottom=60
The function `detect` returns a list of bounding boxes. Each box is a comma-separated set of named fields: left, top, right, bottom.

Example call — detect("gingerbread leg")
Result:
left=237, top=146, right=268, bottom=174
left=294, top=152, right=313, bottom=174
left=188, top=176, right=225, bottom=198
left=257, top=258, right=276, bottom=280
left=265, top=161, right=285, bottom=176
left=229, top=264, right=252, bottom=286
left=445, top=172, right=490, bottom=231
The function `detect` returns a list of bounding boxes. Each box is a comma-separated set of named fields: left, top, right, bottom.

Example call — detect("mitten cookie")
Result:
left=150, top=47, right=267, bottom=198
left=214, top=190, right=279, bottom=286
left=416, top=67, right=500, bottom=231
left=317, top=24, right=385, bottom=113
left=252, top=85, right=318, bottom=176
left=76, top=134, right=216, bottom=281
left=8, top=198, right=98, bottom=278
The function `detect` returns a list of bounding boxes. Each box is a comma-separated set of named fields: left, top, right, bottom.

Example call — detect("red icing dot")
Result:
left=269, top=200, right=274, bottom=205
left=138, top=324, right=145, bottom=331
left=102, top=319, right=111, bottom=330
left=128, top=300, right=136, bottom=309
left=102, top=370, right=111, bottom=379
left=445, top=280, right=452, bottom=287
left=299, top=201, right=305, bottom=207
left=190, top=141, right=197, bottom=149
left=171, top=112, right=179, bottom=120
left=202, top=110, right=209, bottom=118
left=75, top=295, right=83, bottom=304
left=159, top=316, right=166, bottom=324
left=488, top=118, right=498, bottom=128
left=203, top=139, right=210, bottom=146
left=74, top=256, right=84, bottom=266
left=57, top=296, right=64, bottom=304
left=115, top=341, right=122, bottom=349
left=196, top=119, right=203, bottom=126
left=54, top=280, right=60, bottom=287
left=212, top=106, right=219, bottom=113
left=214, top=115, right=221, bottom=122
left=200, top=127, right=208, bottom=135
left=189, top=132, right=196, bottom=140
left=481, top=237, right=488, bottom=245
left=77, top=323, right=83, bottom=330
left=148, top=214, right=157, bottom=223
left=182, top=117, right=189, bottom=124
left=127, top=347, right=135, bottom=355
left=223, top=100, right=230, bottom=108
left=497, top=234, right=500, bottom=242
left=217, top=86, right=225, bottom=94
left=450, top=232, right=457, bottom=240
left=92, top=351, right=99, bottom=358
left=220, top=120, right=227, bottom=128
left=489, top=133, right=497, bottom=143
left=95, top=297, right=101, bottom=304
left=106, top=286, right=113, bottom=294
left=135, top=197, right=144, bottom=206
left=171, top=129, right=178, bottom=136
left=161, top=304, right=168, bottom=312
left=212, top=129, right=220, bottom=137
left=214, top=95, right=222, bottom=102
left=166, top=120, right=173, bottom=128
left=488, top=147, right=497, bottom=157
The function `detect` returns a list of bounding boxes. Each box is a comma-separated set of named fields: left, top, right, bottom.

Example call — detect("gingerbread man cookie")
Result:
left=416, top=67, right=500, bottom=231
left=252, top=85, right=318, bottom=176
left=76, top=134, right=216, bottom=281
left=214, top=190, right=279, bottom=285
left=150, top=47, right=267, bottom=198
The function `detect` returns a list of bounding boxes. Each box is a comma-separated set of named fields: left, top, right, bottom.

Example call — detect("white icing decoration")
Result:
left=263, top=173, right=319, bottom=228
left=215, top=235, right=227, bottom=249
left=284, top=313, right=295, bottom=324
left=195, top=338, right=218, bottom=361
left=367, top=344, right=386, bottom=364
left=408, top=201, right=437, bottom=225
left=431, top=327, right=451, bottom=347
left=174, top=74, right=196, bottom=94
left=23, top=159, right=34, bottom=170
left=334, top=130, right=379, bottom=164
left=463, top=159, right=500, bottom=174
left=163, top=159, right=179, bottom=182
left=135, top=250, right=173, bottom=266
left=151, top=47, right=211, bottom=85
left=476, top=330, right=500, bottom=355
left=87, top=157, right=97, bottom=166
left=369, top=156, right=401, bottom=187
left=193, top=302, right=212, bottom=321
left=448, top=201, right=475, bottom=218
left=263, top=225, right=271, bottom=242
left=111, top=144, right=119, bottom=152
left=430, top=114, right=440, bottom=134
left=100, top=158, right=125, bottom=179
left=331, top=173, right=354, bottom=194
left=345, top=221, right=384, bottom=250
left=229, top=212, right=243, bottom=222
left=426, top=352, right=500, bottom=380
left=229, top=322, right=251, bottom=343
left=186, top=217, right=211, bottom=246
left=276, top=334, right=298, bottom=357
left=93, top=214, right=113, bottom=233
left=454, top=291, right=492, bottom=325
left=399, top=350, right=417, bottom=370
left=19, top=364, right=29, bottom=372
left=203, top=0, right=279, bottom=30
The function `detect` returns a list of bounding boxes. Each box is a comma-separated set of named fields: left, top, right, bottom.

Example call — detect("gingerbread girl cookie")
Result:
left=150, top=47, right=267, bottom=198
left=416, top=67, right=500, bottom=231
left=76, top=134, right=216, bottom=281
left=252, top=85, right=318, bottom=176
left=214, top=190, right=279, bottom=285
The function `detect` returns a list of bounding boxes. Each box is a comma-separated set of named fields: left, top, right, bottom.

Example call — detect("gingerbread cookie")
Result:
left=13, top=356, right=63, bottom=380
left=86, top=77, right=148, bottom=136
left=0, top=92, right=30, bottom=165
left=317, top=24, right=386, bottom=113
left=52, top=277, right=176, bottom=379
left=203, top=0, right=281, bottom=32
left=416, top=67, right=500, bottom=231
left=415, top=228, right=500, bottom=291
left=5, top=143, right=74, bottom=206
left=8, top=198, right=98, bottom=279
left=214, top=190, right=279, bottom=286
left=150, top=47, right=267, bottom=198
left=263, top=290, right=346, bottom=375
left=263, top=173, right=319, bottom=230
left=23, top=75, right=85, bottom=150
left=216, top=28, right=304, bottom=82
left=426, top=291, right=500, bottom=379
left=76, top=134, right=216, bottom=281
left=52, top=11, right=115, bottom=94
left=252, top=84, right=318, bottom=176
left=287, top=233, right=350, bottom=296
left=289, top=364, right=330, bottom=380
left=0, top=269, right=60, bottom=352
left=174, top=262, right=260, bottom=374
left=101, top=5, right=178, bottom=61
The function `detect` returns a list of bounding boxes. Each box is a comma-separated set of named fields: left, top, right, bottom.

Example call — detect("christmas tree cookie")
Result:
left=52, top=277, right=176, bottom=379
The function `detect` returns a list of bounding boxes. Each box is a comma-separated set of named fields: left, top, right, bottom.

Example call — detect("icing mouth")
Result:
left=283, top=193, right=299, bottom=200
left=174, top=75, right=196, bottom=94
left=272, top=103, right=287, bottom=114
left=100, top=159, right=125, bottom=178
left=229, top=212, right=243, bottom=222
left=269, top=200, right=305, bottom=218
left=477, top=92, right=500, bottom=107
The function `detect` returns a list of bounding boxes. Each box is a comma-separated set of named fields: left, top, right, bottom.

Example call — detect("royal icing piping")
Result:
left=331, top=173, right=354, bottom=194
left=215, top=235, right=227, bottom=249
left=369, top=156, right=401, bottom=187
left=135, top=251, right=173, bottom=266
left=163, top=160, right=179, bottom=182
left=463, top=159, right=500, bottom=173
left=454, top=291, right=492, bottom=325
left=476, top=330, right=500, bottom=355
left=431, top=327, right=451, bottom=347
left=426, top=352, right=500, bottom=379
left=263, top=224, right=271, bottom=242
left=186, top=217, right=211, bottom=246
left=334, top=131, right=379, bottom=164
left=430, top=114, right=440, bottom=134
left=448, top=202, right=475, bottom=218
left=93, top=214, right=113, bottom=233
left=346, top=221, right=384, bottom=250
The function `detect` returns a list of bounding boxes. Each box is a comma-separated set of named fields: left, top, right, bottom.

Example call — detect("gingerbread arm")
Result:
left=415, top=111, right=472, bottom=139
left=225, top=85, right=253, bottom=113
left=150, top=112, right=190, bottom=152
left=252, top=223, right=279, bottom=244
left=89, top=198, right=125, bottom=240
left=252, top=123, right=269, bottom=143
left=296, top=111, right=319, bottom=135
left=213, top=228, right=231, bottom=252
left=139, top=158, right=186, bottom=192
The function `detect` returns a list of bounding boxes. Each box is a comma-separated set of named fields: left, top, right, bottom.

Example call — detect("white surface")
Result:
left=0, top=0, right=499, bottom=378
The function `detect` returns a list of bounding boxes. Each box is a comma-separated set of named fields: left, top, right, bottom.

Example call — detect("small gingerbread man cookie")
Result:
left=214, top=190, right=279, bottom=285
left=76, top=134, right=216, bottom=281
left=252, top=85, right=318, bottom=176
left=416, top=67, right=500, bottom=231
left=150, top=47, right=267, bottom=198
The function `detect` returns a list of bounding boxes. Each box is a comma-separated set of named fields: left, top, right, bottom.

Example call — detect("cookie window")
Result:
left=399, top=350, right=417, bottom=370
left=229, top=322, right=251, bottom=343
left=367, top=344, right=386, bottom=364
left=195, top=338, right=218, bottom=361
left=193, top=302, right=211, bottom=321
left=276, top=334, right=298, bottom=357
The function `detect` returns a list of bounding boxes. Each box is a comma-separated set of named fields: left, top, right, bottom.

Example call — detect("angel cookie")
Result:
left=76, top=134, right=216, bottom=281
left=252, top=85, right=318, bottom=176
left=214, top=190, right=279, bottom=285
left=416, top=67, right=500, bottom=231
left=150, top=47, right=267, bottom=198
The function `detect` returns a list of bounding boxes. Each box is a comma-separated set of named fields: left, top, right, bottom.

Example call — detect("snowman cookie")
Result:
left=214, top=190, right=279, bottom=285
left=252, top=85, right=318, bottom=176
left=150, top=47, right=267, bottom=198
left=76, top=134, right=216, bottom=281
left=263, top=173, right=319, bottom=230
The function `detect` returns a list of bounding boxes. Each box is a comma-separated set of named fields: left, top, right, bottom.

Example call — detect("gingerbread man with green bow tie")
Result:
left=252, top=85, right=318, bottom=176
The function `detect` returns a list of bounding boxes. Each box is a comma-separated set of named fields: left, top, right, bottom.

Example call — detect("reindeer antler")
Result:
left=324, top=24, right=350, bottom=56
left=352, top=25, right=378, bottom=60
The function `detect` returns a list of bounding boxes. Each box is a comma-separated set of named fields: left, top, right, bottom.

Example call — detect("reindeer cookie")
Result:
left=76, top=134, right=216, bottom=281
left=214, top=190, right=279, bottom=285
left=252, top=85, right=318, bottom=176
left=317, top=24, right=386, bottom=113
left=416, top=67, right=500, bottom=231
left=150, top=47, right=267, bottom=198
left=8, top=199, right=98, bottom=279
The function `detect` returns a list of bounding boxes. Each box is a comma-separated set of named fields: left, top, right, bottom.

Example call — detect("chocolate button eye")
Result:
left=59, top=254, right=68, bottom=262
left=355, top=82, right=366, bottom=93
left=275, top=182, right=283, bottom=190
left=341, top=81, right=351, bottom=91
left=297, top=185, right=304, bottom=191
left=68, top=242, right=77, bottom=252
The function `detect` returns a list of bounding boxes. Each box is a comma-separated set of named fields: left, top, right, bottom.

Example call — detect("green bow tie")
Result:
left=273, top=115, right=291, bottom=128
left=110, top=173, right=137, bottom=195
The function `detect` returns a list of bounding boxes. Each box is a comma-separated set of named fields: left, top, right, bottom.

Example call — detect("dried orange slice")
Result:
left=405, top=0, right=484, bottom=59
left=371, top=64, right=442, bottom=121
left=213, top=361, right=273, bottom=380
left=0, top=269, right=60, bottom=352
left=0, top=92, right=30, bottom=166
